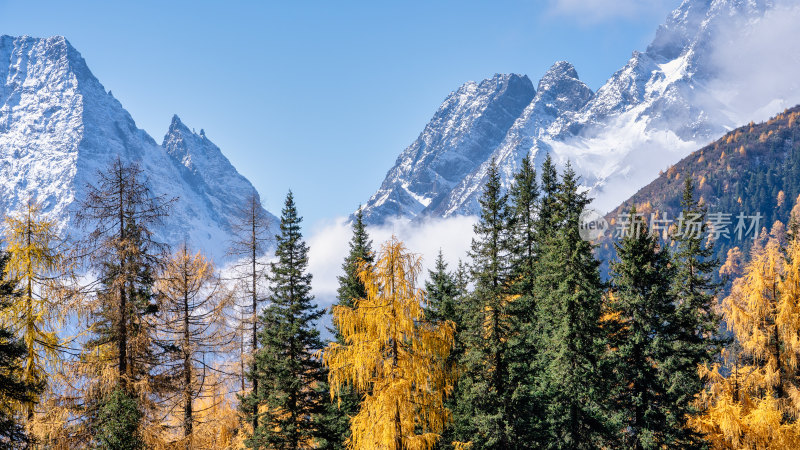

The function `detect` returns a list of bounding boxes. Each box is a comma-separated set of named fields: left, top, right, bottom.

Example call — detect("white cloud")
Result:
left=307, top=215, right=478, bottom=310
left=546, top=0, right=673, bottom=24
left=706, top=0, right=800, bottom=125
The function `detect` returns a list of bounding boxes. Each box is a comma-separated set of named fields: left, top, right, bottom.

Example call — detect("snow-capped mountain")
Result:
left=0, top=35, right=276, bottom=261
left=362, top=74, right=535, bottom=222
left=430, top=61, right=594, bottom=217
left=362, top=0, right=799, bottom=222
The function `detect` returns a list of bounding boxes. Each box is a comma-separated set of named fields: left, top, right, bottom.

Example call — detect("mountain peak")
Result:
left=170, top=113, right=184, bottom=126
left=168, top=114, right=190, bottom=134
left=360, top=72, right=535, bottom=223
left=541, top=61, right=579, bottom=83
left=536, top=61, right=588, bottom=99
left=487, top=73, right=532, bottom=91
left=0, top=35, right=276, bottom=261
left=362, top=0, right=790, bottom=223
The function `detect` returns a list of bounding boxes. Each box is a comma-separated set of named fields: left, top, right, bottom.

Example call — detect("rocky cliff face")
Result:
left=0, top=35, right=276, bottom=261
left=363, top=0, right=794, bottom=221
left=360, top=73, right=535, bottom=223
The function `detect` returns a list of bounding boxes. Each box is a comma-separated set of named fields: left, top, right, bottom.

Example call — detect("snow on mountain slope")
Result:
left=0, top=35, right=276, bottom=261
left=360, top=74, right=535, bottom=224
left=363, top=0, right=799, bottom=221
left=161, top=115, right=278, bottom=233
left=432, top=61, right=595, bottom=216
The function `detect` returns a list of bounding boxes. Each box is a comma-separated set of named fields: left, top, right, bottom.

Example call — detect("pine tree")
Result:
left=318, top=207, right=373, bottom=450
left=93, top=387, right=144, bottom=450
left=228, top=193, right=273, bottom=433
left=454, top=159, right=516, bottom=449
left=242, top=191, right=326, bottom=449
left=76, top=157, right=174, bottom=436
left=453, top=260, right=470, bottom=298
left=533, top=164, right=610, bottom=448
left=605, top=208, right=679, bottom=448
left=336, top=207, right=373, bottom=311
left=1, top=200, right=69, bottom=420
left=0, top=247, right=43, bottom=446
left=508, top=155, right=539, bottom=298
left=504, top=156, right=543, bottom=443
left=156, top=244, right=229, bottom=448
left=536, top=153, right=559, bottom=241
left=666, top=178, right=724, bottom=446
left=323, top=237, right=456, bottom=450
left=424, top=250, right=460, bottom=325
left=424, top=250, right=463, bottom=449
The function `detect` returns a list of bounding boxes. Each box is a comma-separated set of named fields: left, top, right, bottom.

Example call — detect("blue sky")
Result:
left=0, top=0, right=677, bottom=229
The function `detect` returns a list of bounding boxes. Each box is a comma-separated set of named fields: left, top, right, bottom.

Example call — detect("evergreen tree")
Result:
left=424, top=250, right=463, bottom=449
left=505, top=156, right=543, bottom=443
left=424, top=250, right=461, bottom=325
left=667, top=178, right=724, bottom=446
left=453, top=259, right=470, bottom=298
left=242, top=191, right=327, bottom=449
left=0, top=248, right=43, bottom=446
left=536, top=153, right=559, bottom=241
left=93, top=388, right=144, bottom=450
left=336, top=207, right=373, bottom=311
left=606, top=208, right=678, bottom=448
left=454, top=160, right=515, bottom=449
left=318, top=207, right=373, bottom=450
left=533, top=164, right=610, bottom=448
left=508, top=155, right=539, bottom=298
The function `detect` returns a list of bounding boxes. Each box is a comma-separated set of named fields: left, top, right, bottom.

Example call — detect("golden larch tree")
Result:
left=323, top=237, right=456, bottom=450
left=691, top=225, right=800, bottom=447
left=1, top=200, right=70, bottom=420
left=155, top=244, right=233, bottom=448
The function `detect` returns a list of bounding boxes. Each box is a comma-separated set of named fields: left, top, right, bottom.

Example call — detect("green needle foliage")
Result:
left=454, top=159, right=515, bottom=449
left=533, top=164, right=611, bottom=448
left=242, top=191, right=327, bottom=449
left=505, top=155, right=543, bottom=443
left=93, top=388, right=144, bottom=450
left=606, top=208, right=679, bottom=449
left=666, top=178, right=725, bottom=447
left=424, top=250, right=463, bottom=450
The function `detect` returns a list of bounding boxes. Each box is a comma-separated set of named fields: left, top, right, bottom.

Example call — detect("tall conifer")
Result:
left=77, top=158, right=174, bottom=438
left=667, top=178, right=724, bottom=446
left=506, top=156, right=543, bottom=443
left=323, top=238, right=455, bottom=450
left=606, top=208, right=678, bottom=448
left=454, top=160, right=515, bottom=449
left=242, top=192, right=326, bottom=449
left=0, top=247, right=43, bottom=445
left=533, top=164, right=610, bottom=448
left=424, top=250, right=463, bottom=449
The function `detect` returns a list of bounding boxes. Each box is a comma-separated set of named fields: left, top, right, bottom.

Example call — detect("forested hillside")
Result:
left=599, top=105, right=800, bottom=276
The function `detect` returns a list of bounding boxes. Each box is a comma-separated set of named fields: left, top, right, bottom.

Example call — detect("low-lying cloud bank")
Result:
left=307, top=215, right=478, bottom=310
left=707, top=0, right=800, bottom=126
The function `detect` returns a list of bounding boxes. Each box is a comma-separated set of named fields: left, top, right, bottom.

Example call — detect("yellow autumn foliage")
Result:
left=692, top=228, right=800, bottom=447
left=323, top=237, right=456, bottom=450
left=1, top=200, right=73, bottom=420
